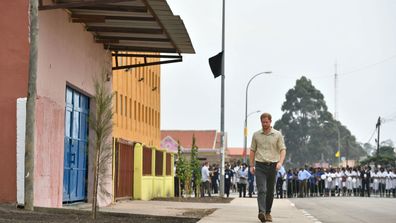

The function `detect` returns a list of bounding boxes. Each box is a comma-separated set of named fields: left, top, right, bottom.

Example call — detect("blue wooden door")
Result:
left=63, top=87, right=89, bottom=202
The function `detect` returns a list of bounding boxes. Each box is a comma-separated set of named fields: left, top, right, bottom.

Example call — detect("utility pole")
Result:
left=334, top=63, right=340, bottom=166
left=336, top=125, right=341, bottom=167
left=219, top=0, right=226, bottom=197
left=334, top=62, right=338, bottom=120
left=25, top=0, right=39, bottom=211
left=376, top=117, right=381, bottom=159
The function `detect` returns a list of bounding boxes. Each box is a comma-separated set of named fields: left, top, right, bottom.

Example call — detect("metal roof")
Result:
left=39, top=0, right=195, bottom=54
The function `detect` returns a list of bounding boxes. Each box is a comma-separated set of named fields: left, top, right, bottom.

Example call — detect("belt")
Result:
left=256, top=161, right=277, bottom=166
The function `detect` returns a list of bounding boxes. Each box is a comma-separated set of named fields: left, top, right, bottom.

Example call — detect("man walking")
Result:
left=250, top=113, right=286, bottom=222
left=201, top=161, right=211, bottom=197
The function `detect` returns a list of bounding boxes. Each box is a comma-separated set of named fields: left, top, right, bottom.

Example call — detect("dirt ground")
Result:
left=0, top=204, right=200, bottom=223
left=152, top=196, right=234, bottom=204
left=0, top=197, right=232, bottom=222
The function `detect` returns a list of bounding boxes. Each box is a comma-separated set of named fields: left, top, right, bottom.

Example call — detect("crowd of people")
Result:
left=277, top=165, right=396, bottom=198
left=200, top=161, right=255, bottom=198
left=175, top=161, right=256, bottom=198
left=176, top=162, right=396, bottom=199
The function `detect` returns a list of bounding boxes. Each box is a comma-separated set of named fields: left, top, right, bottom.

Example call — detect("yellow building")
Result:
left=112, top=52, right=175, bottom=201
left=112, top=52, right=161, bottom=147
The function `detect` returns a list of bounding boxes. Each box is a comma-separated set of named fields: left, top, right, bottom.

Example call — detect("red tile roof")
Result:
left=161, top=130, right=220, bottom=149
left=227, top=147, right=250, bottom=156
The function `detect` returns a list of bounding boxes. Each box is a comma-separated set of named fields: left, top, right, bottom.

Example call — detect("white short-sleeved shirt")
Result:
left=201, top=165, right=210, bottom=182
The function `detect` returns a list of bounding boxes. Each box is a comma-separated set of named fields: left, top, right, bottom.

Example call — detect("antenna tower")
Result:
left=334, top=62, right=338, bottom=120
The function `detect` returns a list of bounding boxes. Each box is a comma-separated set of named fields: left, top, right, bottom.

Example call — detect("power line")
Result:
left=365, top=126, right=377, bottom=144
left=365, top=114, right=396, bottom=144
left=334, top=62, right=338, bottom=120
left=340, top=54, right=396, bottom=77
left=275, top=53, right=396, bottom=80
left=381, top=111, right=396, bottom=124
left=275, top=73, right=333, bottom=79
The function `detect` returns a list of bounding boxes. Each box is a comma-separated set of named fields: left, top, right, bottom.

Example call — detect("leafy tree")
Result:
left=190, top=135, right=201, bottom=198
left=183, top=162, right=192, bottom=197
left=378, top=145, right=395, bottom=157
left=175, top=141, right=186, bottom=197
left=90, top=70, right=113, bottom=219
left=274, top=76, right=366, bottom=167
left=175, top=141, right=192, bottom=197
left=362, top=143, right=376, bottom=156
left=342, top=133, right=366, bottom=162
left=360, top=145, right=396, bottom=167
left=381, top=139, right=394, bottom=148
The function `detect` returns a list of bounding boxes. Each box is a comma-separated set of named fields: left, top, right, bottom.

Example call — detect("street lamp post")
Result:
left=243, top=110, right=260, bottom=162
left=324, top=121, right=341, bottom=166
left=219, top=0, right=226, bottom=198
left=243, top=71, right=272, bottom=163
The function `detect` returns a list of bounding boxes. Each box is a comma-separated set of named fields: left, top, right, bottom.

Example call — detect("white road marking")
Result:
left=289, top=201, right=322, bottom=223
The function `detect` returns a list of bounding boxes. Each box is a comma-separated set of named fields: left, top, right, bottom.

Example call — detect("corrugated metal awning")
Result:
left=39, top=0, right=195, bottom=69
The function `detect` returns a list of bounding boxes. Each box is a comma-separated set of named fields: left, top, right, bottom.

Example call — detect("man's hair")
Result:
left=260, top=112, right=272, bottom=121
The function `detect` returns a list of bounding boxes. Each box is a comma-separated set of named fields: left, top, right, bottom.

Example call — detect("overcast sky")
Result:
left=161, top=0, right=396, bottom=148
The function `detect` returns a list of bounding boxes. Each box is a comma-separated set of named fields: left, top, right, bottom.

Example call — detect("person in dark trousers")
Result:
left=286, top=169, right=294, bottom=198
left=276, top=168, right=285, bottom=198
left=224, top=164, right=233, bottom=198
left=248, top=164, right=255, bottom=197
left=211, top=165, right=219, bottom=194
left=238, top=163, right=248, bottom=197
left=360, top=165, right=371, bottom=197
left=317, top=168, right=325, bottom=196
left=174, top=175, right=180, bottom=197
left=250, top=113, right=286, bottom=223
left=298, top=166, right=311, bottom=197
left=201, top=161, right=211, bottom=197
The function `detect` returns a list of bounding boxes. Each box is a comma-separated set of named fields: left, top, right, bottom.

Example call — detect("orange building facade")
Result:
left=112, top=53, right=175, bottom=201
left=112, top=52, right=161, bottom=147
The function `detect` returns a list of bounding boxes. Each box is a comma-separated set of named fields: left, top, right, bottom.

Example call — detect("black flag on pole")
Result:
left=208, top=51, right=223, bottom=78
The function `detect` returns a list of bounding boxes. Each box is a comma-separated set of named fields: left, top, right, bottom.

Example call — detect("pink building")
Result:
left=1, top=1, right=193, bottom=208
left=1, top=2, right=111, bottom=208
left=161, top=130, right=223, bottom=164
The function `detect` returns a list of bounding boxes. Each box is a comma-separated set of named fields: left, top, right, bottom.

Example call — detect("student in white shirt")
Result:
left=345, top=167, right=353, bottom=196
left=351, top=168, right=358, bottom=196
left=385, top=169, right=392, bottom=197
left=379, top=167, right=386, bottom=197
left=372, top=169, right=379, bottom=196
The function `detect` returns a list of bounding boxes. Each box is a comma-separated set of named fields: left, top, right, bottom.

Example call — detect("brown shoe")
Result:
left=258, top=212, right=266, bottom=222
left=265, top=213, right=273, bottom=222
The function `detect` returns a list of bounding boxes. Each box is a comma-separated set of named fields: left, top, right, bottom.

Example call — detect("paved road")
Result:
left=290, top=197, right=396, bottom=223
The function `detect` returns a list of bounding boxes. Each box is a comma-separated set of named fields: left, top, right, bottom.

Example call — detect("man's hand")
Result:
left=250, top=166, right=255, bottom=175
left=276, top=162, right=282, bottom=171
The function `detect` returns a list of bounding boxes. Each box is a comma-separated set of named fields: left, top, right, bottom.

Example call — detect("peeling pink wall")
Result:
left=35, top=9, right=111, bottom=207
left=35, top=97, right=64, bottom=206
